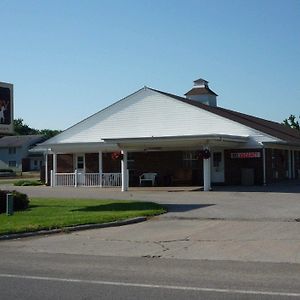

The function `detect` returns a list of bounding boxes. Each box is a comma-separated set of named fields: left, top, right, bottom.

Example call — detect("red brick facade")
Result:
left=224, top=149, right=263, bottom=185
left=46, top=149, right=300, bottom=186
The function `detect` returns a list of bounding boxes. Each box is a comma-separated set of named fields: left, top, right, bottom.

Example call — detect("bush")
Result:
left=14, top=180, right=43, bottom=186
left=0, top=190, right=29, bottom=214
left=0, top=169, right=16, bottom=177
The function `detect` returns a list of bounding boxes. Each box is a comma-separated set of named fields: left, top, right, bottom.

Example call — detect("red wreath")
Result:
left=111, top=152, right=123, bottom=160
left=202, top=149, right=211, bottom=159
left=197, top=149, right=211, bottom=159
left=195, top=149, right=211, bottom=160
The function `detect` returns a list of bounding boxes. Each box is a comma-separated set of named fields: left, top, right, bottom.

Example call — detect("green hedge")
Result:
left=0, top=190, right=29, bottom=214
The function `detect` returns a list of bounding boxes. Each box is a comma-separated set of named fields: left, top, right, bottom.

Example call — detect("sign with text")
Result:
left=0, top=82, right=13, bottom=135
left=231, top=152, right=261, bottom=159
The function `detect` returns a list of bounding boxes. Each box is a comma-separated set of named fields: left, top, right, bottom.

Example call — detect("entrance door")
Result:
left=76, top=154, right=85, bottom=185
left=211, top=150, right=225, bottom=183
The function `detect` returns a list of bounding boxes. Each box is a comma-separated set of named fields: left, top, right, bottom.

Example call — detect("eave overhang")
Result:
left=102, top=134, right=249, bottom=150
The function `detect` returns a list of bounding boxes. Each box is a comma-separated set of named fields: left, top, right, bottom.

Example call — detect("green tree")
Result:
left=39, top=128, right=62, bottom=139
left=13, top=118, right=39, bottom=135
left=13, top=118, right=61, bottom=139
left=283, top=115, right=300, bottom=130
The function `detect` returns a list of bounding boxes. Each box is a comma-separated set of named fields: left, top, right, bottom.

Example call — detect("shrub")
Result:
left=0, top=190, right=29, bottom=214
left=14, top=180, right=43, bottom=186
left=0, top=169, right=16, bottom=177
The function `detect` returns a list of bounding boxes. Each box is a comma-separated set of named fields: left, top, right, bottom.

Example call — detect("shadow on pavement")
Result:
left=212, top=180, right=300, bottom=193
left=72, top=202, right=163, bottom=212
left=165, top=204, right=215, bottom=212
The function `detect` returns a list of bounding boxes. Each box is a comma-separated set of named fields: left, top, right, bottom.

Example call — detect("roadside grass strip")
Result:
left=0, top=198, right=165, bottom=235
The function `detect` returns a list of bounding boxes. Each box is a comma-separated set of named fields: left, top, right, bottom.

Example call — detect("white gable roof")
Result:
left=42, top=88, right=280, bottom=147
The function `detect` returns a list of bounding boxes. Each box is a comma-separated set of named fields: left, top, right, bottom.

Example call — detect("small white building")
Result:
left=0, top=135, right=45, bottom=172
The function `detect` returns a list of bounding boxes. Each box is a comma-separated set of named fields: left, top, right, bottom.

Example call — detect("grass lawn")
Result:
left=0, top=198, right=166, bottom=235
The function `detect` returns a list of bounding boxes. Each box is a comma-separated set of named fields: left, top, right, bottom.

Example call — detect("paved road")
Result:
left=1, top=250, right=300, bottom=300
left=1, top=182, right=300, bottom=299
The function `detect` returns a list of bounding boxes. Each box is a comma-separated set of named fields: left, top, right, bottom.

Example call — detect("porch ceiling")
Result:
left=102, top=134, right=249, bottom=151
left=32, top=142, right=119, bottom=154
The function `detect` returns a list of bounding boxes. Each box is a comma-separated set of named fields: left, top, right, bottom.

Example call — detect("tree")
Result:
left=39, top=128, right=62, bottom=139
left=13, top=118, right=61, bottom=139
left=13, top=118, right=39, bottom=135
left=283, top=115, right=300, bottom=130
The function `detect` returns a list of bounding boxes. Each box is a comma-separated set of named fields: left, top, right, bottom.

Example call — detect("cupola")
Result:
left=185, top=78, right=218, bottom=106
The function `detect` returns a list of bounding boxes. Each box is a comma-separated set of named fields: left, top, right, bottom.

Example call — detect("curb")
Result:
left=0, top=216, right=147, bottom=241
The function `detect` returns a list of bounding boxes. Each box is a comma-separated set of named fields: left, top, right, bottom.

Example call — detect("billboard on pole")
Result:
left=0, top=82, right=14, bottom=135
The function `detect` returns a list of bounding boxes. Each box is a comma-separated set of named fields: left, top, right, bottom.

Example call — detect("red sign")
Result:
left=231, top=152, right=261, bottom=159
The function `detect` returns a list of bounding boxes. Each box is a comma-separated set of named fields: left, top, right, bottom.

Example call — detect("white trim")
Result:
left=262, top=148, right=267, bottom=185
left=45, top=153, right=48, bottom=184
left=99, top=151, right=103, bottom=187
left=121, top=150, right=128, bottom=192
left=203, top=146, right=211, bottom=191
left=53, top=153, right=57, bottom=187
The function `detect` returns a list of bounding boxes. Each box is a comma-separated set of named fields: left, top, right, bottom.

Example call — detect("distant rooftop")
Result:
left=0, top=135, right=45, bottom=147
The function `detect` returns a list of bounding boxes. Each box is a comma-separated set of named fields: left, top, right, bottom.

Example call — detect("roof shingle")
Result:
left=150, top=88, right=300, bottom=146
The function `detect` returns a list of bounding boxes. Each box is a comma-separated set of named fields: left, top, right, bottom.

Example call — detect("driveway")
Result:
left=1, top=181, right=300, bottom=264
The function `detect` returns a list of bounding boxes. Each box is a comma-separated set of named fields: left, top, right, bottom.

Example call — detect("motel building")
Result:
left=36, top=78, right=300, bottom=191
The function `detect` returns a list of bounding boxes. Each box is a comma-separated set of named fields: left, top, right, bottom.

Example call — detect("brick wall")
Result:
left=224, top=149, right=263, bottom=185
left=57, top=154, right=74, bottom=173
left=103, top=153, right=122, bottom=173
left=85, top=153, right=99, bottom=173
left=126, top=151, right=203, bottom=186
left=266, top=148, right=289, bottom=182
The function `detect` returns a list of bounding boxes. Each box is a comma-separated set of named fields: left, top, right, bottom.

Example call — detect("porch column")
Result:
left=121, top=150, right=128, bottom=192
left=288, top=150, right=292, bottom=179
left=45, top=153, right=48, bottom=185
left=53, top=152, right=57, bottom=187
left=99, top=151, right=103, bottom=187
left=203, top=146, right=211, bottom=191
left=262, top=147, right=267, bottom=185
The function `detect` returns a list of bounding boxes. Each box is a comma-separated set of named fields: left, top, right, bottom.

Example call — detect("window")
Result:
left=8, top=161, right=16, bottom=167
left=77, top=156, right=84, bottom=169
left=8, top=147, right=16, bottom=155
left=182, top=151, right=198, bottom=169
left=127, top=152, right=135, bottom=170
left=213, top=152, right=222, bottom=167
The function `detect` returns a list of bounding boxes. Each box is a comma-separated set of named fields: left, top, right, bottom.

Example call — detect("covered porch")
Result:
left=44, top=135, right=250, bottom=191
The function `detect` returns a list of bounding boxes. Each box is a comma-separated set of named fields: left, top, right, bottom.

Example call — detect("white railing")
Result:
left=53, top=172, right=121, bottom=187
left=55, top=173, right=75, bottom=186
left=102, top=173, right=122, bottom=187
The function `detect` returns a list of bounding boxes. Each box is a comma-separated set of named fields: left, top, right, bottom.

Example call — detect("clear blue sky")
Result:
left=0, top=0, right=299, bottom=130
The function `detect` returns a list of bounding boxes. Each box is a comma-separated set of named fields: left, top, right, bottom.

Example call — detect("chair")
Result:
left=139, top=173, right=157, bottom=186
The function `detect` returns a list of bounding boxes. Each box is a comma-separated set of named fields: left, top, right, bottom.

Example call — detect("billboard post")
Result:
left=0, top=82, right=14, bottom=135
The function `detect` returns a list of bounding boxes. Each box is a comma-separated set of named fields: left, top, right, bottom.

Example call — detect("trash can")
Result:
left=6, top=193, right=14, bottom=216
left=241, top=168, right=254, bottom=186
